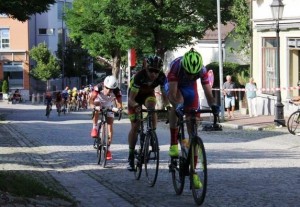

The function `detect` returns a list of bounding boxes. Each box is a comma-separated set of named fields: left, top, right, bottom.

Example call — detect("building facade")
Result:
left=252, top=0, right=300, bottom=116
left=0, top=15, right=30, bottom=99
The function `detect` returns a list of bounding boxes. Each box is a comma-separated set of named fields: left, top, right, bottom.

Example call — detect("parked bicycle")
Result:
left=134, top=108, right=168, bottom=187
left=287, top=100, right=300, bottom=135
left=92, top=107, right=122, bottom=167
left=168, top=108, right=221, bottom=205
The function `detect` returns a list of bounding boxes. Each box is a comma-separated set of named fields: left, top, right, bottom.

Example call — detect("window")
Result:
left=262, top=38, right=277, bottom=95
left=38, top=28, right=55, bottom=35
left=0, top=28, right=9, bottom=49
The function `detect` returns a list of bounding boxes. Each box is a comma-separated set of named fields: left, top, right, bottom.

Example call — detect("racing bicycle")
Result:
left=92, top=107, right=122, bottom=167
left=168, top=108, right=221, bottom=205
left=134, top=108, right=168, bottom=187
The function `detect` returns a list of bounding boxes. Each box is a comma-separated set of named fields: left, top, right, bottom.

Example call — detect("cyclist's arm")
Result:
left=160, top=85, right=170, bottom=108
left=167, top=81, right=183, bottom=107
left=128, top=89, right=139, bottom=107
left=89, top=91, right=98, bottom=109
left=202, top=83, right=216, bottom=106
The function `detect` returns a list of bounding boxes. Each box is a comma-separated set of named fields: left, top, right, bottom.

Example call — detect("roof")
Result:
left=202, top=22, right=235, bottom=41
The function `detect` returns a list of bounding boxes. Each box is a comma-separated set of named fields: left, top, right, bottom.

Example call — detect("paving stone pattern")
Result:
left=0, top=102, right=299, bottom=207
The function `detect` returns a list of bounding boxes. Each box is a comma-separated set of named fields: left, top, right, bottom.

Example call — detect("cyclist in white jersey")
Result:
left=89, top=75, right=123, bottom=160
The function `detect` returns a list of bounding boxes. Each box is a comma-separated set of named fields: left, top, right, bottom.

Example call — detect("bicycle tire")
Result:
left=287, top=110, right=300, bottom=135
left=97, top=124, right=102, bottom=165
left=190, top=136, right=207, bottom=205
left=144, top=131, right=159, bottom=187
left=134, top=132, right=144, bottom=180
left=46, top=106, right=50, bottom=118
left=170, top=156, right=185, bottom=195
left=100, top=123, right=108, bottom=168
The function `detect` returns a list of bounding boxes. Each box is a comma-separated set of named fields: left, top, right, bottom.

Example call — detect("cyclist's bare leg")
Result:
left=169, top=107, right=179, bottom=145
left=107, top=117, right=114, bottom=145
left=128, top=120, right=140, bottom=149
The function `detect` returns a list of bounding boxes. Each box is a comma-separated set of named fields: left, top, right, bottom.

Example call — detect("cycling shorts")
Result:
left=128, top=94, right=156, bottom=121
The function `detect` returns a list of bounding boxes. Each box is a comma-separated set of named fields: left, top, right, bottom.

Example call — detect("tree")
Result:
left=65, top=0, right=233, bottom=77
left=56, top=40, right=91, bottom=85
left=2, top=80, right=8, bottom=94
left=29, top=43, right=61, bottom=90
left=0, top=0, right=56, bottom=22
left=65, top=0, right=133, bottom=78
left=229, top=0, right=251, bottom=54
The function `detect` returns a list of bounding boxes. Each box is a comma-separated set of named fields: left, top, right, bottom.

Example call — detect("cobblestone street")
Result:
left=0, top=102, right=300, bottom=207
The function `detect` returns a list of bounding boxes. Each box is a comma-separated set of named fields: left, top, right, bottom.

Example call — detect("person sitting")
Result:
left=12, top=89, right=22, bottom=103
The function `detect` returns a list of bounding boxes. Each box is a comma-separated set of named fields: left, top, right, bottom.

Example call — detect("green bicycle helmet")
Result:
left=181, top=48, right=203, bottom=74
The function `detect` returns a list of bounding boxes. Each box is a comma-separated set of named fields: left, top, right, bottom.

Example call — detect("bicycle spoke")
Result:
left=170, top=157, right=185, bottom=195
left=101, top=123, right=108, bottom=168
left=134, top=133, right=144, bottom=180
left=144, top=132, right=159, bottom=187
left=190, top=137, right=207, bottom=205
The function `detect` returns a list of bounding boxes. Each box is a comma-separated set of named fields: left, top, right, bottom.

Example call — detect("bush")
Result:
left=2, top=80, right=9, bottom=93
left=205, top=62, right=250, bottom=88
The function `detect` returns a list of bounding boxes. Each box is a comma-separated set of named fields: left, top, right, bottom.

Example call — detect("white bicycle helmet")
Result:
left=103, top=75, right=118, bottom=89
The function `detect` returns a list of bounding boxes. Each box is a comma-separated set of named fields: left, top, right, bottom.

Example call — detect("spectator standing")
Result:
left=223, top=75, right=237, bottom=119
left=245, top=77, right=258, bottom=117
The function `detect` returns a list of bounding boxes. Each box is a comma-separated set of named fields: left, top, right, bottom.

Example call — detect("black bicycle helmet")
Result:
left=143, top=56, right=163, bottom=70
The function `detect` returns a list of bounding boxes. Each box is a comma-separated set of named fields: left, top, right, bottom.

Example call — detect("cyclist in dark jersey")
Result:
left=127, top=56, right=169, bottom=171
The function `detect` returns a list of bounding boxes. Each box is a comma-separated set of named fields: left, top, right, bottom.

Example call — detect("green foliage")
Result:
left=57, top=40, right=91, bottom=79
left=2, top=80, right=8, bottom=93
left=229, top=0, right=251, bottom=54
left=206, top=62, right=250, bottom=88
left=65, top=0, right=233, bottom=76
left=29, top=43, right=61, bottom=81
left=0, top=0, right=56, bottom=21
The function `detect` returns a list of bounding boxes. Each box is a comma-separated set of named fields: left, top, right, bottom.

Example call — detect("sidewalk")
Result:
left=210, top=110, right=288, bottom=131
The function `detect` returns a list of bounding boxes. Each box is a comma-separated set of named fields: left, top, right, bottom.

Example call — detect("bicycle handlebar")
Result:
left=178, top=108, right=220, bottom=125
left=92, top=107, right=123, bottom=121
left=140, top=108, right=169, bottom=113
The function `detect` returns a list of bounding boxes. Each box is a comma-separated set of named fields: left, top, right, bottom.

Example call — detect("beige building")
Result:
left=252, top=0, right=300, bottom=116
left=0, top=15, right=30, bottom=97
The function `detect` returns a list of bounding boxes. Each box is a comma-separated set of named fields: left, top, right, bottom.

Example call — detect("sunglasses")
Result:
left=105, top=86, right=113, bottom=90
left=148, top=68, right=160, bottom=74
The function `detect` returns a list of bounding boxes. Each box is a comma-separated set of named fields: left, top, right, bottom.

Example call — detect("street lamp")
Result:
left=270, top=0, right=285, bottom=126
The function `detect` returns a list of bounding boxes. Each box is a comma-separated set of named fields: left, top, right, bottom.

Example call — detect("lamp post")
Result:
left=271, top=0, right=285, bottom=127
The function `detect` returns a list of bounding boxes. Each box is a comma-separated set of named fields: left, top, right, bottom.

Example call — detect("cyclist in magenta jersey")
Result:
left=166, top=48, right=220, bottom=157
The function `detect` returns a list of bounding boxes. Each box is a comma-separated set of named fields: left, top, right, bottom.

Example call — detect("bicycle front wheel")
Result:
left=97, top=124, right=102, bottom=165
left=144, top=131, right=159, bottom=187
left=170, top=156, right=185, bottom=195
left=287, top=111, right=300, bottom=135
left=134, top=132, right=144, bottom=180
left=189, top=136, right=207, bottom=206
left=100, top=123, right=108, bottom=168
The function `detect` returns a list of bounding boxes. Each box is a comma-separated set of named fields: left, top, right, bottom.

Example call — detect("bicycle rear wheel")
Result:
left=287, top=111, right=300, bottom=135
left=144, top=131, right=159, bottom=187
left=46, top=106, right=50, bottom=118
left=170, top=156, right=185, bottom=195
left=190, top=136, right=207, bottom=205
